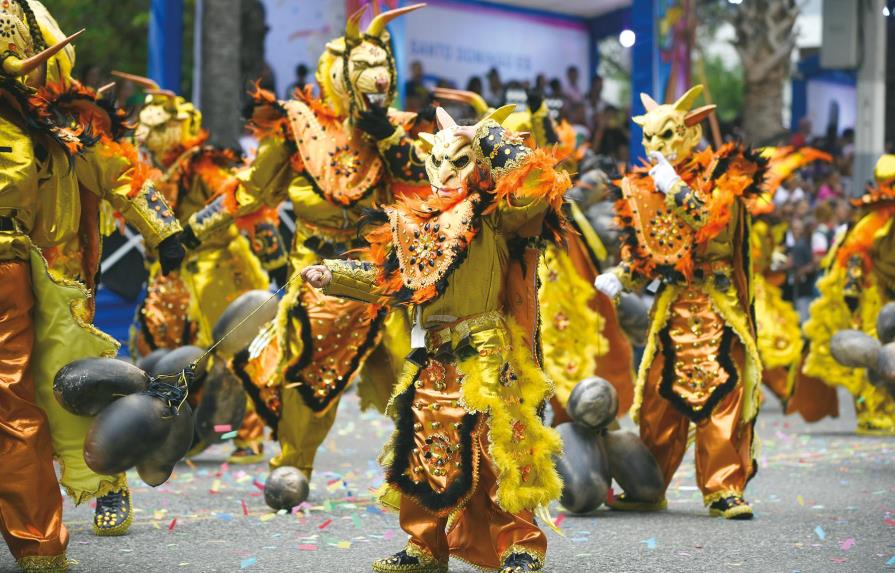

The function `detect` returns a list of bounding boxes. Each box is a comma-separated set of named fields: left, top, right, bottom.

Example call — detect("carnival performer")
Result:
left=0, top=1, right=180, bottom=569
left=0, top=1, right=184, bottom=549
left=750, top=147, right=838, bottom=421
left=302, top=104, right=565, bottom=573
left=184, top=4, right=429, bottom=480
left=802, top=154, right=895, bottom=434
left=595, top=85, right=766, bottom=519
left=434, top=86, right=636, bottom=421
left=120, top=75, right=285, bottom=462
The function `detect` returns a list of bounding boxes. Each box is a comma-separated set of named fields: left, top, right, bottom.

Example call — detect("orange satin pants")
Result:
left=398, top=430, right=547, bottom=569
left=0, top=259, right=68, bottom=562
left=640, top=338, right=755, bottom=502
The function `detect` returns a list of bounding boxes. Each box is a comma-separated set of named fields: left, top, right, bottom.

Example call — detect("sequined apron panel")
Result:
left=284, top=284, right=384, bottom=413
left=659, top=285, right=736, bottom=420
left=389, top=358, right=479, bottom=517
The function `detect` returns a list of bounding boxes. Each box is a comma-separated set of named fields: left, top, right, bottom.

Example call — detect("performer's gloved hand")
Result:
left=269, top=264, right=289, bottom=289
left=158, top=234, right=186, bottom=276
left=594, top=272, right=623, bottom=300
left=648, top=151, right=682, bottom=194
left=180, top=224, right=201, bottom=250
left=415, top=103, right=437, bottom=124
left=357, top=104, right=395, bottom=140
left=526, top=88, right=544, bottom=113
left=301, top=264, right=332, bottom=289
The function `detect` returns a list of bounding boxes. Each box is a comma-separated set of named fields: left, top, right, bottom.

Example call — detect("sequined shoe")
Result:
left=371, top=546, right=448, bottom=573
left=228, top=443, right=264, bottom=465
left=607, top=493, right=668, bottom=512
left=499, top=551, right=543, bottom=572
left=17, top=554, right=70, bottom=572
left=93, top=487, right=133, bottom=536
left=708, top=495, right=753, bottom=520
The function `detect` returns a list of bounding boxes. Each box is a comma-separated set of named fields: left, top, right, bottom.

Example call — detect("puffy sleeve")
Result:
left=75, top=140, right=181, bottom=249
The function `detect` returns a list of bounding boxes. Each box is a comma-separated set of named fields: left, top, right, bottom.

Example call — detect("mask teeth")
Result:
left=366, top=93, right=386, bottom=106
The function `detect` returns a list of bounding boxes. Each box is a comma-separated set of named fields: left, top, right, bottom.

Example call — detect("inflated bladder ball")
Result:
left=152, top=345, right=208, bottom=392
left=604, top=430, right=665, bottom=503
left=194, top=358, right=247, bottom=444
left=567, top=377, right=618, bottom=430
left=830, top=330, right=881, bottom=369
left=84, top=392, right=174, bottom=475
left=875, top=342, right=895, bottom=383
left=264, top=466, right=310, bottom=510
left=54, top=358, right=150, bottom=417
left=136, top=402, right=194, bottom=487
left=553, top=423, right=610, bottom=514
left=212, top=290, right=278, bottom=359
left=616, top=293, right=650, bottom=346
left=877, top=303, right=895, bottom=344
left=136, top=348, right=170, bottom=373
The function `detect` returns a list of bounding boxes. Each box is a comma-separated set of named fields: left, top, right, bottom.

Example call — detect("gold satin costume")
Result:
left=615, top=142, right=766, bottom=507
left=125, top=89, right=282, bottom=453
left=0, top=2, right=168, bottom=564
left=803, top=158, right=895, bottom=434
left=192, top=87, right=427, bottom=474
left=322, top=115, right=567, bottom=570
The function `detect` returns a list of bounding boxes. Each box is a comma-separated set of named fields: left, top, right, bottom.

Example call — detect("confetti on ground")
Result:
left=839, top=538, right=855, bottom=551
left=298, top=545, right=318, bottom=551
left=221, top=430, right=238, bottom=440
left=642, top=538, right=657, bottom=550
left=318, top=519, right=333, bottom=530
left=886, top=555, right=895, bottom=567
left=814, top=526, right=826, bottom=541
left=241, top=500, right=249, bottom=516
left=168, top=518, right=177, bottom=532
left=214, top=424, right=232, bottom=433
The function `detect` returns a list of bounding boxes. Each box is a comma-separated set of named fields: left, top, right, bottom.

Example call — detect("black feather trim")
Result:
left=657, top=325, right=739, bottom=422
left=386, top=378, right=479, bottom=513
left=283, top=301, right=388, bottom=413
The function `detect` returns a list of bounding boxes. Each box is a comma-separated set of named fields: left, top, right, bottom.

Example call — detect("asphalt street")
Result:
left=1, top=387, right=893, bottom=573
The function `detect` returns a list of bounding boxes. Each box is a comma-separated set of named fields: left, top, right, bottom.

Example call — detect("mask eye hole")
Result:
left=451, top=155, right=469, bottom=169
left=661, top=129, right=673, bottom=139
left=432, top=155, right=442, bottom=167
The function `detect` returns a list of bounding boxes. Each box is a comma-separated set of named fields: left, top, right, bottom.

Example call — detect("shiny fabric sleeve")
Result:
left=75, top=143, right=181, bottom=249
left=0, top=115, right=38, bottom=260
left=321, top=258, right=382, bottom=304
left=187, top=136, right=296, bottom=243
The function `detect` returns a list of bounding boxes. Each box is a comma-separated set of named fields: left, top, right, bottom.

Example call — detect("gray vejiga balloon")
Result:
left=153, top=345, right=209, bottom=392
left=604, top=430, right=665, bottom=503
left=136, top=402, right=194, bottom=487
left=616, top=293, right=650, bottom=346
left=877, top=303, right=895, bottom=345
left=212, top=290, right=278, bottom=360
left=194, top=358, right=247, bottom=444
left=136, top=348, right=171, bottom=374
left=54, top=358, right=150, bottom=417
left=830, top=329, right=881, bottom=369
left=567, top=377, right=618, bottom=430
left=84, top=392, right=175, bottom=475
left=264, top=466, right=310, bottom=510
left=553, top=423, right=610, bottom=514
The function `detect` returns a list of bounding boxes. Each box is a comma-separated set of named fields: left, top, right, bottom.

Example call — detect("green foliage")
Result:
left=43, top=0, right=194, bottom=97
left=696, top=54, right=743, bottom=123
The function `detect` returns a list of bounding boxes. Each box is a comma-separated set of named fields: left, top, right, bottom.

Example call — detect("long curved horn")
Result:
left=435, top=106, right=457, bottom=130
left=366, top=3, right=425, bottom=37
left=96, top=81, right=116, bottom=96
left=345, top=5, right=367, bottom=44
left=673, top=84, right=704, bottom=112
left=146, top=88, right=178, bottom=99
left=433, top=87, right=489, bottom=116
left=683, top=104, right=716, bottom=127
left=2, top=28, right=84, bottom=78
left=483, top=104, right=517, bottom=127
left=111, top=70, right=160, bottom=91
left=640, top=92, right=659, bottom=112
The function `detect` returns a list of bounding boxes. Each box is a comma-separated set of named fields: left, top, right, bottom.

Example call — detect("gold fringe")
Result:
left=16, top=554, right=69, bottom=572
left=703, top=488, right=744, bottom=506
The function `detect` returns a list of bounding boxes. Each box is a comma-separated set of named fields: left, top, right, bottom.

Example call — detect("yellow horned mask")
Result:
left=113, top=71, right=203, bottom=163
left=632, top=84, right=716, bottom=164
left=0, top=0, right=81, bottom=86
left=316, top=3, right=424, bottom=119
